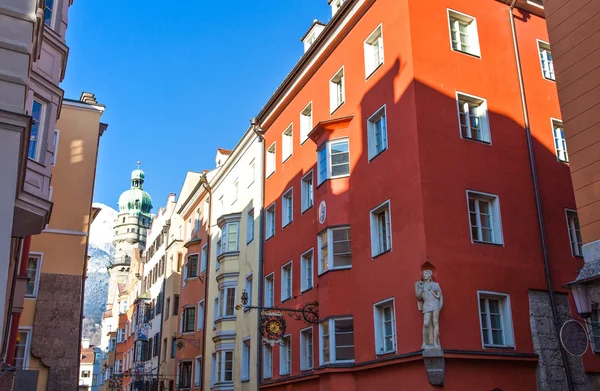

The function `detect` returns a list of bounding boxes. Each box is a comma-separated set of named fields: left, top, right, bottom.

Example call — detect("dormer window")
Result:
left=331, top=0, right=346, bottom=16
left=302, top=21, right=326, bottom=53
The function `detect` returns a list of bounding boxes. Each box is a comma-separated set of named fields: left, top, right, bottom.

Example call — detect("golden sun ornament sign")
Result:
left=261, top=311, right=287, bottom=345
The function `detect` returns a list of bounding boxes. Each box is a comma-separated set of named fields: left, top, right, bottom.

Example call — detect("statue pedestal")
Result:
left=422, top=348, right=445, bottom=386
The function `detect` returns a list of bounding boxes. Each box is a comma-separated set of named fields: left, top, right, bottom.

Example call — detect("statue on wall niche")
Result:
left=415, top=270, right=443, bottom=349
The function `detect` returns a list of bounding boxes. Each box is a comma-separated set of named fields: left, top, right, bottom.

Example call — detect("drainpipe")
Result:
left=157, top=278, right=164, bottom=390
left=251, top=118, right=266, bottom=388
left=508, top=2, right=574, bottom=389
left=199, top=178, right=212, bottom=391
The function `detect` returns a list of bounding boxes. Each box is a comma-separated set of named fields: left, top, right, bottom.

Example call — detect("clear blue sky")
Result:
left=62, top=0, right=331, bottom=211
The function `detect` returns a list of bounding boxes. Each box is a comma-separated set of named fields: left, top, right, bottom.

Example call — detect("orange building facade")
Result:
left=254, top=0, right=599, bottom=390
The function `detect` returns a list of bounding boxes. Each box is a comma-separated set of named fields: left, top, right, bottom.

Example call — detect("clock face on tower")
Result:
left=319, top=200, right=326, bottom=224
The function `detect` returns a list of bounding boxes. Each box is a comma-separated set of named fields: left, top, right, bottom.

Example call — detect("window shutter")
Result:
left=377, top=35, right=384, bottom=64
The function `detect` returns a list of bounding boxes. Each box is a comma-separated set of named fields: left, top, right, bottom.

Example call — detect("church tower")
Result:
left=113, top=162, right=153, bottom=265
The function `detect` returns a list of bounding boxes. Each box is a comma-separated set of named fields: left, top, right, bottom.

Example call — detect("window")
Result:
left=374, top=299, right=396, bottom=354
left=200, top=244, right=207, bottom=274
left=14, top=329, right=31, bottom=369
left=232, top=179, right=239, bottom=204
left=300, top=103, right=313, bottom=143
left=165, top=298, right=170, bottom=320
left=29, top=99, right=46, bottom=160
left=162, top=338, right=167, bottom=361
left=44, top=0, right=54, bottom=26
left=448, top=10, right=480, bottom=57
left=185, top=254, right=198, bottom=279
left=301, top=249, right=314, bottom=292
left=566, top=210, right=583, bottom=257
left=181, top=307, right=195, bottom=333
left=318, top=226, right=352, bottom=273
left=478, top=292, right=514, bottom=348
left=51, top=129, right=59, bottom=166
left=248, top=159, right=255, bottom=187
left=370, top=201, right=392, bottom=257
left=213, top=351, right=234, bottom=384
left=204, top=197, right=210, bottom=223
left=266, top=203, right=275, bottom=239
left=218, top=286, right=237, bottom=318
left=25, top=254, right=41, bottom=298
left=173, top=294, right=180, bottom=316
left=280, top=335, right=291, bottom=375
left=213, top=298, right=220, bottom=326
left=81, top=370, right=90, bottom=378
left=92, top=374, right=98, bottom=385
left=456, top=92, right=490, bottom=143
left=364, top=24, right=384, bottom=77
left=367, top=105, right=388, bottom=159
left=263, top=345, right=273, bottom=379
left=320, top=318, right=355, bottom=364
left=301, top=171, right=314, bottom=212
left=171, top=338, right=177, bottom=359
left=195, top=356, right=202, bottom=387
left=317, top=139, right=350, bottom=184
left=247, top=209, right=255, bottom=243
left=467, top=191, right=503, bottom=245
left=178, top=361, right=192, bottom=388
left=282, top=189, right=293, bottom=227
left=241, top=338, right=251, bottom=381
left=220, top=222, right=239, bottom=255
left=245, top=274, right=253, bottom=308
left=267, top=143, right=276, bottom=177
left=264, top=273, right=274, bottom=307
left=194, top=208, right=200, bottom=231
left=538, top=40, right=555, bottom=80
left=197, top=301, right=205, bottom=330
left=281, top=262, right=292, bottom=301
left=282, top=125, right=293, bottom=162
left=330, top=67, right=345, bottom=113
left=300, top=328, right=314, bottom=370
left=552, top=120, right=568, bottom=162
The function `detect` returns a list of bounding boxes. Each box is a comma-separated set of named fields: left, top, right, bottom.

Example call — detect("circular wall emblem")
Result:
left=319, top=200, right=326, bottom=224
left=560, top=319, right=588, bottom=356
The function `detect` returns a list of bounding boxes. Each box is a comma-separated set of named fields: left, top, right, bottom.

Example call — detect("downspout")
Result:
left=157, top=278, right=164, bottom=390
left=200, top=182, right=212, bottom=391
left=252, top=122, right=266, bottom=387
left=508, top=2, right=574, bottom=389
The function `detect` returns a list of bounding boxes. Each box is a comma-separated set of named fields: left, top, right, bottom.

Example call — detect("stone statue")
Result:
left=415, top=270, right=443, bottom=349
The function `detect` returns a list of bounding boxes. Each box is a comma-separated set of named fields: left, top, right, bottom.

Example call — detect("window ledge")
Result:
left=330, top=101, right=345, bottom=116
left=472, top=240, right=503, bottom=247
left=266, top=172, right=275, bottom=180
left=185, top=276, right=199, bottom=281
left=281, top=297, right=292, bottom=304
left=282, top=155, right=292, bottom=164
left=217, top=251, right=240, bottom=261
left=316, top=174, right=350, bottom=190
left=375, top=350, right=397, bottom=357
left=452, top=48, right=481, bottom=59
left=318, top=266, right=352, bottom=276
left=282, top=221, right=292, bottom=229
left=246, top=238, right=254, bottom=245
left=241, top=378, right=250, bottom=383
left=300, top=286, right=314, bottom=294
left=366, top=62, right=384, bottom=80
left=181, top=331, right=195, bottom=335
left=461, top=136, right=491, bottom=145
left=482, top=345, right=515, bottom=350
left=368, top=147, right=387, bottom=162
left=372, top=248, right=392, bottom=260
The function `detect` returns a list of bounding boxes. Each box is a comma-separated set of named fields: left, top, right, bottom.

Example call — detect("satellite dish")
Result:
left=176, top=340, right=185, bottom=351
left=560, top=319, right=588, bottom=356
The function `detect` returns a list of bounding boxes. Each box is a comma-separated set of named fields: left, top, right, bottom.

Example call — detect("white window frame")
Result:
left=281, top=261, right=292, bottom=302
left=373, top=298, right=397, bottom=355
left=200, top=244, right=207, bottom=274
left=367, top=105, right=388, bottom=160
left=266, top=143, right=276, bottom=178
left=466, top=191, right=503, bottom=245
left=447, top=9, right=481, bottom=57
left=25, top=253, right=42, bottom=298
left=181, top=306, right=196, bottom=333
left=219, top=286, right=237, bottom=318
left=301, top=171, right=314, bottom=213
left=266, top=203, right=275, bottom=239
left=318, top=226, right=352, bottom=274
left=537, top=39, right=555, bottom=81
left=370, top=200, right=392, bottom=257
left=300, top=248, right=314, bottom=292
left=232, top=179, right=239, bottom=204
left=282, top=188, right=293, bottom=228
left=51, top=129, right=60, bottom=166
left=194, top=356, right=202, bottom=387
left=456, top=92, right=491, bottom=143
left=364, top=24, right=384, bottom=78
left=241, top=337, right=251, bottom=381
left=300, top=102, right=313, bottom=143
left=247, top=208, right=255, bottom=244
left=43, top=0, right=56, bottom=28
left=264, top=273, right=274, bottom=307
left=29, top=98, right=47, bottom=161
left=244, top=273, right=253, bottom=309
left=280, top=335, right=291, bottom=375
left=566, top=209, right=583, bottom=257
left=317, top=138, right=350, bottom=185
left=14, top=327, right=32, bottom=370
left=212, top=350, right=234, bottom=384
left=197, top=300, right=204, bottom=330
left=220, top=222, right=239, bottom=254
left=319, top=317, right=355, bottom=365
left=300, top=326, right=314, bottom=371
left=551, top=118, right=568, bottom=162
left=263, top=344, right=273, bottom=379
left=248, top=158, right=256, bottom=187
left=282, top=124, right=293, bottom=162
left=477, top=291, right=515, bottom=348
left=185, top=253, right=199, bottom=280
left=329, top=66, right=346, bottom=113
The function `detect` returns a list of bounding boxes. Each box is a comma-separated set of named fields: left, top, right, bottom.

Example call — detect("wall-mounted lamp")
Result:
left=566, top=280, right=592, bottom=319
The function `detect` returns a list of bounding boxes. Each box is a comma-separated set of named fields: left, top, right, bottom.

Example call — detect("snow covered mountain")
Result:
left=82, top=202, right=116, bottom=345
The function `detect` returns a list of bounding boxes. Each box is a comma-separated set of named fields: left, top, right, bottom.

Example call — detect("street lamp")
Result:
left=566, top=280, right=592, bottom=319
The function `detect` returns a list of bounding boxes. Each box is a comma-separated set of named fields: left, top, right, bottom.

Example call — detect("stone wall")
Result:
left=529, top=290, right=600, bottom=391
left=30, top=273, right=83, bottom=391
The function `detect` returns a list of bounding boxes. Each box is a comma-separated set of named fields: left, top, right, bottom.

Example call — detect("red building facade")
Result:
left=257, top=0, right=593, bottom=390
